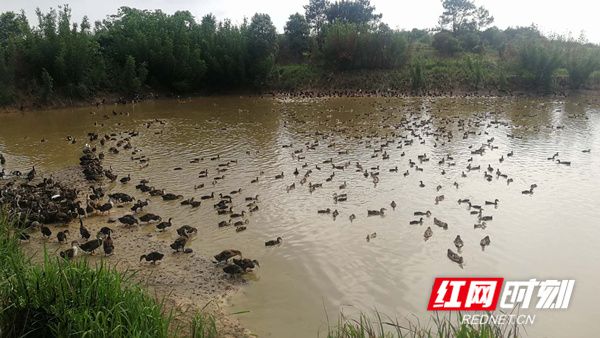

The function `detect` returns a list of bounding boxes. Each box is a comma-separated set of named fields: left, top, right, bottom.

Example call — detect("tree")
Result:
left=284, top=13, right=310, bottom=61
left=325, top=0, right=382, bottom=27
left=246, top=13, right=277, bottom=86
left=438, top=0, right=493, bottom=32
left=304, top=0, right=329, bottom=35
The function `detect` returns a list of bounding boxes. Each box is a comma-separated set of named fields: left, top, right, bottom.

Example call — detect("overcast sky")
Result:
left=1, top=0, right=599, bottom=43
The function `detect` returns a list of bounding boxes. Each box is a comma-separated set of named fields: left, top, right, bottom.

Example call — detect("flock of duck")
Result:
left=0, top=97, right=592, bottom=277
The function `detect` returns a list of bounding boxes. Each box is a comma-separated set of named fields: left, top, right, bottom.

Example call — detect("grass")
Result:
left=0, top=210, right=217, bottom=338
left=326, top=309, right=521, bottom=338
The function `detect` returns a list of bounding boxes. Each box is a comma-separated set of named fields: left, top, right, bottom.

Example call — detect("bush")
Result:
left=432, top=31, right=462, bottom=57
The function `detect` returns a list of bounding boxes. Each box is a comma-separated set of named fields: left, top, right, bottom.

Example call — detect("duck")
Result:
left=409, top=218, right=423, bottom=225
left=233, top=258, right=260, bottom=271
left=275, top=172, right=284, bottom=179
left=454, top=235, right=464, bottom=249
left=556, top=159, right=571, bottom=166
left=265, top=237, right=283, bottom=246
left=223, top=263, right=245, bottom=276
left=40, top=225, right=52, bottom=238
left=140, top=251, right=164, bottom=264
left=218, top=220, right=231, bottom=227
left=156, top=218, right=173, bottom=231
left=485, top=199, right=499, bottom=205
left=98, top=227, right=113, bottom=237
left=480, top=235, right=491, bottom=248
left=170, top=236, right=187, bottom=252
left=79, top=218, right=91, bottom=240
left=177, top=225, right=198, bottom=237
left=57, top=230, right=69, bottom=244
left=118, top=214, right=139, bottom=226
left=419, top=181, right=425, bottom=188
left=366, top=232, right=377, bottom=241
left=60, top=241, right=79, bottom=260
left=414, top=210, right=431, bottom=217
left=79, top=237, right=103, bottom=255
left=162, top=193, right=183, bottom=201
left=367, top=208, right=386, bottom=216
left=317, top=208, right=331, bottom=214
left=424, top=227, right=433, bottom=240
left=213, top=249, right=242, bottom=263
left=349, top=214, right=356, bottom=222
left=447, top=249, right=463, bottom=264
left=230, top=211, right=246, bottom=219
left=433, top=218, right=448, bottom=230
left=200, top=192, right=214, bottom=200
left=103, top=234, right=114, bottom=256
left=120, top=174, right=131, bottom=184
left=390, top=200, right=397, bottom=210
left=140, top=213, right=161, bottom=223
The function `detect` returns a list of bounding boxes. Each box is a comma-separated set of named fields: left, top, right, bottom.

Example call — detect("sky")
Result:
left=1, top=0, right=599, bottom=44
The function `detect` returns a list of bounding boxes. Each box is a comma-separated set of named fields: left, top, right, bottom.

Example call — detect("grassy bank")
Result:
left=326, top=310, right=520, bottom=338
left=0, top=211, right=217, bottom=338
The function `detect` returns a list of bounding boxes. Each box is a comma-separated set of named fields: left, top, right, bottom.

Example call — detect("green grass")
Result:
left=326, top=309, right=520, bottom=338
left=0, top=210, right=217, bottom=338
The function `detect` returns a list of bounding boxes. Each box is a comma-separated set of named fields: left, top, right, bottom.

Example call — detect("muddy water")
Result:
left=1, top=96, right=599, bottom=338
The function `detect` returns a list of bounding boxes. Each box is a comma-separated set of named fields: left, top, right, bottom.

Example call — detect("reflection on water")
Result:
left=1, top=96, right=599, bottom=338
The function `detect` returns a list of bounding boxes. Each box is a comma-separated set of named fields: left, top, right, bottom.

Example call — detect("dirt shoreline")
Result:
left=7, top=166, right=251, bottom=338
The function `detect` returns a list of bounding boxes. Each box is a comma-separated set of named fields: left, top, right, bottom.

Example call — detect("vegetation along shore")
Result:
left=1, top=0, right=600, bottom=110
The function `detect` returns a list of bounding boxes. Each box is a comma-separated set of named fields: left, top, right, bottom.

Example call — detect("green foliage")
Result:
left=246, top=14, right=278, bottom=86
left=326, top=309, right=520, bottom=338
left=432, top=31, right=462, bottom=56
left=439, top=0, right=494, bottom=32
left=283, top=13, right=311, bottom=62
left=322, top=22, right=407, bottom=70
left=516, top=40, right=563, bottom=90
left=325, top=0, right=382, bottom=27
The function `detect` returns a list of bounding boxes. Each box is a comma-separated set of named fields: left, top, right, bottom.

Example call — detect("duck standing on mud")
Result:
left=103, top=234, right=114, bottom=256
left=140, top=251, right=164, bottom=264
left=60, top=241, right=79, bottom=260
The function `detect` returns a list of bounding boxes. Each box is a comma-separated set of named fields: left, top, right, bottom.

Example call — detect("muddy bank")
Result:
left=3, top=166, right=251, bottom=337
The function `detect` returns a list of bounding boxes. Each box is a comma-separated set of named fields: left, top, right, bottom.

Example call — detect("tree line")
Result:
left=1, top=0, right=600, bottom=105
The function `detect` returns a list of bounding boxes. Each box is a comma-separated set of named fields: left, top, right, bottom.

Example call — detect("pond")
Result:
left=1, top=95, right=599, bottom=337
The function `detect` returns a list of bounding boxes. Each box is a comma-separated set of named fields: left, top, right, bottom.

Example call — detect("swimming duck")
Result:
left=275, top=172, right=284, bottom=179
left=556, top=159, right=571, bottom=166
left=349, top=214, right=356, bottom=222
left=409, top=218, right=423, bottom=225
left=162, top=193, right=183, bottom=201
left=200, top=192, right=214, bottom=200
left=156, top=218, right=173, bottom=231
left=447, top=249, right=463, bottom=264
left=390, top=201, right=397, bottom=210
left=60, top=241, right=79, bottom=260
left=454, top=235, right=464, bottom=249
left=367, top=208, right=386, bottom=216
left=414, top=210, right=431, bottom=217
left=419, top=181, right=425, bottom=188
left=140, top=251, right=164, bottom=264
left=214, top=249, right=242, bottom=263
left=424, top=227, right=433, bottom=240
left=265, top=237, right=283, bottom=246
left=485, top=199, right=499, bottom=205
left=433, top=218, right=448, bottom=230
left=480, top=235, right=491, bottom=248
left=120, top=174, right=131, bottom=184
left=366, top=232, right=377, bottom=242
left=317, top=208, right=331, bottom=214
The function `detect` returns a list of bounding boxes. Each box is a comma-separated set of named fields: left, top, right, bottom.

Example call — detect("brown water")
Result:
left=1, top=96, right=599, bottom=338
